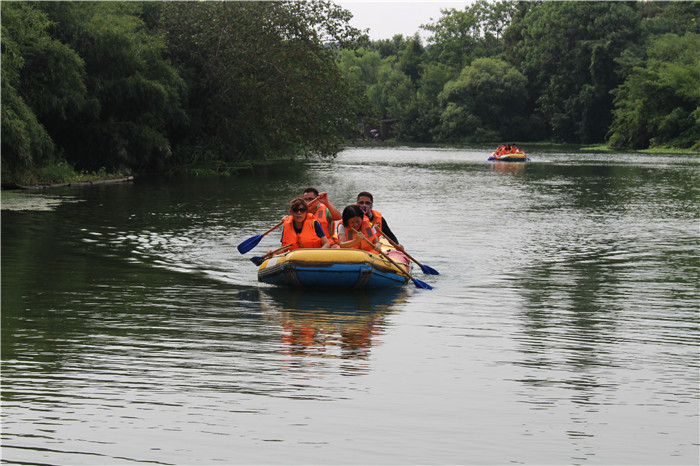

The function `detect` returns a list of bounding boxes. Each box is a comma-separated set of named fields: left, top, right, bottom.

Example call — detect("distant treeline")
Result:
left=2, top=1, right=698, bottom=183
left=343, top=0, right=699, bottom=150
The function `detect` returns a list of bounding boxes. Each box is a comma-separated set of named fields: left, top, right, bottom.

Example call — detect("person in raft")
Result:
left=336, top=205, right=381, bottom=252
left=356, top=191, right=404, bottom=252
left=267, top=197, right=330, bottom=256
left=301, top=187, right=342, bottom=246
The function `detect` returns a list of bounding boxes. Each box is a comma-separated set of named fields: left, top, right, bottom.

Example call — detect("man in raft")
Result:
left=302, top=187, right=342, bottom=246
left=356, top=191, right=404, bottom=252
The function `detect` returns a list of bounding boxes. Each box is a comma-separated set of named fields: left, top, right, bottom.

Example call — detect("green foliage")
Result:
left=36, top=2, right=188, bottom=171
left=3, top=0, right=366, bottom=183
left=609, top=33, right=700, bottom=150
left=160, top=1, right=364, bottom=164
left=437, top=58, right=528, bottom=142
left=3, top=0, right=698, bottom=184
left=1, top=2, right=66, bottom=171
left=423, top=0, right=518, bottom=69
left=510, top=1, right=641, bottom=143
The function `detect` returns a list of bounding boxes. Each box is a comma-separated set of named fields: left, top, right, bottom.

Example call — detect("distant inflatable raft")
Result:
left=488, top=151, right=530, bottom=162
left=257, top=247, right=411, bottom=289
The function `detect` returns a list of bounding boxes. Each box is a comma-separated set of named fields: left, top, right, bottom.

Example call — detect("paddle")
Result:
left=237, top=197, right=320, bottom=254
left=249, top=243, right=293, bottom=266
left=237, top=220, right=284, bottom=254
left=353, top=229, right=433, bottom=290
left=377, top=231, right=439, bottom=275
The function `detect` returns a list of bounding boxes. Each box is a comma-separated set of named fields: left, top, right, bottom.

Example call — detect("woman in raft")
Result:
left=267, top=197, right=330, bottom=256
left=336, top=205, right=381, bottom=252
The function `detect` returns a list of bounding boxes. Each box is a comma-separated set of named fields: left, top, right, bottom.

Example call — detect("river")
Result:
left=2, top=146, right=698, bottom=465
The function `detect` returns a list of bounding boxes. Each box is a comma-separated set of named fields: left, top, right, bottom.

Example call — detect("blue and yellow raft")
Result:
left=488, top=151, right=530, bottom=162
left=257, top=247, right=411, bottom=289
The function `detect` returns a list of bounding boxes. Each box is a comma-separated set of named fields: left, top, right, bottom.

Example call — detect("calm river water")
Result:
left=2, top=147, right=698, bottom=465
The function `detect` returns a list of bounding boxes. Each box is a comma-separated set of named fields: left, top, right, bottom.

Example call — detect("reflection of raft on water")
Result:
left=257, top=247, right=411, bottom=289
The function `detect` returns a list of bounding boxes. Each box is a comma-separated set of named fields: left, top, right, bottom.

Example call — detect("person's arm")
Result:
left=352, top=228, right=381, bottom=252
left=337, top=224, right=359, bottom=248
left=318, top=192, right=342, bottom=220
left=381, top=218, right=398, bottom=244
left=314, top=221, right=331, bottom=248
left=381, top=218, right=404, bottom=252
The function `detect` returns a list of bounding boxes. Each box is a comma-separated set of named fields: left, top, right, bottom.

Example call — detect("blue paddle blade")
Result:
left=412, top=278, right=433, bottom=290
left=237, top=234, right=263, bottom=254
left=419, top=264, right=440, bottom=275
left=249, top=256, right=265, bottom=266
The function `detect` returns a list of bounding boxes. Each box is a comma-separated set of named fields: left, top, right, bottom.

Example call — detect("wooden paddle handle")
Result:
left=262, top=220, right=284, bottom=237
left=265, top=243, right=293, bottom=259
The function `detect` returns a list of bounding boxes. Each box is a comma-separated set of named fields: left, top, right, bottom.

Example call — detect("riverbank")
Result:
left=5, top=176, right=135, bottom=190
left=1, top=162, right=133, bottom=190
left=351, top=139, right=700, bottom=154
left=2, top=157, right=281, bottom=190
left=5, top=142, right=697, bottom=190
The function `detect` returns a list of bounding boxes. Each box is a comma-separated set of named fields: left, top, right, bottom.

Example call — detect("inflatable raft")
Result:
left=488, top=145, right=530, bottom=162
left=257, top=247, right=411, bottom=289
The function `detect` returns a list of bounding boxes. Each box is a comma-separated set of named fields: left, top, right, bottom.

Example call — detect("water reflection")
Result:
left=244, top=287, right=407, bottom=364
left=503, top=160, right=699, bottom=427
left=3, top=150, right=698, bottom=464
left=490, top=160, right=528, bottom=174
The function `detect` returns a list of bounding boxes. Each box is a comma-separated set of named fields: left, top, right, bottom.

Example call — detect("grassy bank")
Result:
left=2, top=155, right=297, bottom=188
left=2, top=161, right=128, bottom=188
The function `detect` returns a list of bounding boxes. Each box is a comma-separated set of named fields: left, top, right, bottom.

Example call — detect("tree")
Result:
left=510, top=1, right=640, bottom=143
left=437, top=58, right=528, bottom=142
left=1, top=2, right=83, bottom=175
left=399, top=62, right=457, bottom=143
left=397, top=34, right=425, bottom=83
left=609, top=33, right=700, bottom=150
left=423, top=0, right=518, bottom=69
left=160, top=1, right=365, bottom=164
left=37, top=2, right=188, bottom=171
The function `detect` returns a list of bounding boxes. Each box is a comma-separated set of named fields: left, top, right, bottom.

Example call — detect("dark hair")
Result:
left=303, top=187, right=319, bottom=196
left=289, top=197, right=308, bottom=212
left=357, top=191, right=373, bottom=202
left=342, top=204, right=365, bottom=227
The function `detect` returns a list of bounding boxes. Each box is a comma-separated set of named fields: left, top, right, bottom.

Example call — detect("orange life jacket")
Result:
left=368, top=210, right=383, bottom=233
left=313, top=203, right=336, bottom=245
left=282, top=214, right=322, bottom=250
left=346, top=217, right=379, bottom=252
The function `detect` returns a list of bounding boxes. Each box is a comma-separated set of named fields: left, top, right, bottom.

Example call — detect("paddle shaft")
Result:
left=376, top=231, right=423, bottom=267
left=266, top=243, right=293, bottom=258
left=353, top=229, right=414, bottom=279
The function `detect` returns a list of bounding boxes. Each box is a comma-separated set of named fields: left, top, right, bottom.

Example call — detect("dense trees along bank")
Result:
left=1, top=1, right=365, bottom=184
left=2, top=1, right=698, bottom=185
left=341, top=1, right=699, bottom=149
